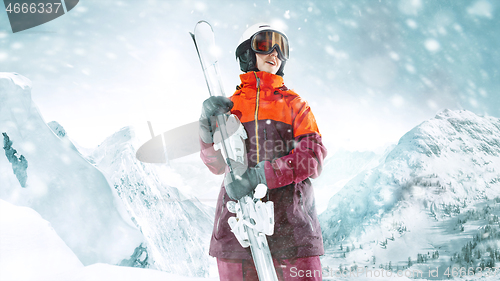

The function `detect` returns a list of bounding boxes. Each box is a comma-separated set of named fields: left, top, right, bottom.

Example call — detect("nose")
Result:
left=269, top=49, right=278, bottom=57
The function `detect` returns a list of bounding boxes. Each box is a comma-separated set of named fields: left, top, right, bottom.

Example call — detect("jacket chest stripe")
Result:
left=253, top=72, right=260, bottom=163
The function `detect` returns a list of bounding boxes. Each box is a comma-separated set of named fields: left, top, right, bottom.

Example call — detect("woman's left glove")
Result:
left=224, top=161, right=267, bottom=201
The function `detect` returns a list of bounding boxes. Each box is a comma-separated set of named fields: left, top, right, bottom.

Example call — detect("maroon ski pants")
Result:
left=216, top=256, right=322, bottom=281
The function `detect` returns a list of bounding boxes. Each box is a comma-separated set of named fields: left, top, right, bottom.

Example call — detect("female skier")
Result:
left=199, top=23, right=327, bottom=281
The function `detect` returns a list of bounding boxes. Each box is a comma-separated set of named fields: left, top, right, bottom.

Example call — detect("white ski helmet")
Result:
left=235, top=23, right=289, bottom=76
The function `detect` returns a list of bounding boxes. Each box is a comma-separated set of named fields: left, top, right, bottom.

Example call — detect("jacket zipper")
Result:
left=263, top=128, right=267, bottom=160
left=216, top=194, right=226, bottom=235
left=253, top=72, right=261, bottom=163
left=300, top=192, right=314, bottom=231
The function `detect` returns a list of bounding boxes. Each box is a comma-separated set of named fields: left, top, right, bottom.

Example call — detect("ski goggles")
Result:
left=251, top=30, right=289, bottom=61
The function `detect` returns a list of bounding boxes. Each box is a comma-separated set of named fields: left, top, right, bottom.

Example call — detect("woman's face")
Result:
left=255, top=49, right=282, bottom=75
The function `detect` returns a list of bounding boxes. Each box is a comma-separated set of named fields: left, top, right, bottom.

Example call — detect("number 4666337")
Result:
left=6, top=3, right=62, bottom=14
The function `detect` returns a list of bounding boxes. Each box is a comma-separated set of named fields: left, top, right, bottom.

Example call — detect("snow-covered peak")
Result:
left=0, top=73, right=143, bottom=265
left=320, top=109, right=500, bottom=243
left=0, top=72, right=32, bottom=92
left=90, top=126, right=136, bottom=166
left=435, top=108, right=466, bottom=119
left=99, top=126, right=135, bottom=146
left=387, top=109, right=500, bottom=163
left=0, top=72, right=37, bottom=133
left=91, top=125, right=215, bottom=277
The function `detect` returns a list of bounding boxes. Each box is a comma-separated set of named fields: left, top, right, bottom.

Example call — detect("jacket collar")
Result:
left=238, top=72, right=285, bottom=100
left=240, top=71, right=284, bottom=89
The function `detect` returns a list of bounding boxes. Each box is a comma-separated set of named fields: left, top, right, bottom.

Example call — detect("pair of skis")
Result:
left=190, top=21, right=278, bottom=281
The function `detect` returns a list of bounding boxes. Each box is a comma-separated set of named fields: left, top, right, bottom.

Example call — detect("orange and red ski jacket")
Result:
left=201, top=71, right=327, bottom=260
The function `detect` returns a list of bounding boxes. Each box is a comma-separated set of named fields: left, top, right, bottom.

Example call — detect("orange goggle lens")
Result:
left=251, top=31, right=289, bottom=61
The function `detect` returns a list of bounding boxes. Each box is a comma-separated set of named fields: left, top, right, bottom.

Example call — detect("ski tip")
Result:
left=196, top=20, right=211, bottom=26
left=194, top=20, right=214, bottom=32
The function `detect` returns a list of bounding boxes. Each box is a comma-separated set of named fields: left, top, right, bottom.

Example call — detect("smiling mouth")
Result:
left=266, top=61, right=276, bottom=66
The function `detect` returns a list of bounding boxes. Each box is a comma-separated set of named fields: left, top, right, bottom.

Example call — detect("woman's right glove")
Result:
left=199, top=96, right=234, bottom=144
left=224, top=161, right=267, bottom=201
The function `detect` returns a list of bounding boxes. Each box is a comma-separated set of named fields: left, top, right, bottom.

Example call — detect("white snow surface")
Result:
left=0, top=199, right=216, bottom=281
left=0, top=72, right=143, bottom=265
left=0, top=199, right=82, bottom=281
left=51, top=263, right=218, bottom=281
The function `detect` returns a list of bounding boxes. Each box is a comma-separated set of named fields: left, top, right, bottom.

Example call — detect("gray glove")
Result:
left=199, top=96, right=234, bottom=143
left=225, top=161, right=267, bottom=201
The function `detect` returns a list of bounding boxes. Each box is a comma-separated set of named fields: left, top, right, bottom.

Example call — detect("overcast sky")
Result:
left=1, top=0, right=498, bottom=154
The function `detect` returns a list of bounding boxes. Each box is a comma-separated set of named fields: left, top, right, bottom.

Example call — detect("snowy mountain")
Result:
left=0, top=72, right=143, bottom=265
left=319, top=109, right=500, bottom=277
left=313, top=147, right=394, bottom=214
left=1, top=72, right=217, bottom=278
left=90, top=126, right=215, bottom=277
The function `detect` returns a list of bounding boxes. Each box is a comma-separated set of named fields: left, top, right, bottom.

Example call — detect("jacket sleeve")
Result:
left=263, top=133, right=326, bottom=189
left=199, top=138, right=226, bottom=175
left=263, top=97, right=327, bottom=189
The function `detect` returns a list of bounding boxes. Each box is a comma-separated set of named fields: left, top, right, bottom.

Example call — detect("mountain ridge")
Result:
left=318, top=109, right=500, bottom=277
left=320, top=109, right=500, bottom=243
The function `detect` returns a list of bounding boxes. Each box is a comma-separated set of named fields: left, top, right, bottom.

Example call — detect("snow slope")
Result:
left=0, top=199, right=217, bottom=281
left=91, top=127, right=215, bottom=277
left=0, top=72, right=143, bottom=265
left=313, top=147, right=394, bottom=214
left=0, top=199, right=82, bottom=281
